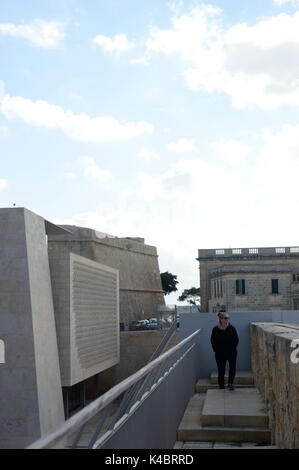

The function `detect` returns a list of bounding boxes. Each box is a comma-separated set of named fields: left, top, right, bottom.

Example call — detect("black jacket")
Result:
left=211, top=324, right=239, bottom=355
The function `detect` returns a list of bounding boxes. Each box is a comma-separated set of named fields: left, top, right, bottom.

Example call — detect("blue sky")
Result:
left=1, top=0, right=299, bottom=305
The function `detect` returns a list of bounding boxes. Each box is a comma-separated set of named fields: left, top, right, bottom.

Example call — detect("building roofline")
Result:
left=198, top=246, right=299, bottom=260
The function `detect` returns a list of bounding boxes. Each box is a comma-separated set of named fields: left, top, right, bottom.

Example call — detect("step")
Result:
left=201, top=389, right=268, bottom=427
left=174, top=441, right=278, bottom=449
left=210, top=371, right=254, bottom=385
left=196, top=379, right=254, bottom=393
left=177, top=394, right=271, bottom=443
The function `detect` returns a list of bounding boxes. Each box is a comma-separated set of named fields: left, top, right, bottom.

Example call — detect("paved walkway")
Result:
left=175, top=440, right=278, bottom=449
left=175, top=372, right=279, bottom=449
left=201, top=388, right=268, bottom=427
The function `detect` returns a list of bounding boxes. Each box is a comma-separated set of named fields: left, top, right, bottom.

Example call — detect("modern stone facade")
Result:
left=0, top=208, right=124, bottom=446
left=0, top=208, right=65, bottom=448
left=251, top=322, right=299, bottom=448
left=198, top=246, right=299, bottom=312
left=0, top=208, right=167, bottom=447
left=48, top=225, right=165, bottom=323
left=50, top=252, right=120, bottom=387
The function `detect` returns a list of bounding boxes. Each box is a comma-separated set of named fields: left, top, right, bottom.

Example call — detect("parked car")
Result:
left=147, top=318, right=158, bottom=330
left=129, top=320, right=149, bottom=331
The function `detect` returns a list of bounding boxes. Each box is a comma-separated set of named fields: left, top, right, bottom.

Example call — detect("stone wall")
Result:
left=86, top=331, right=180, bottom=397
left=209, top=271, right=292, bottom=312
left=0, top=208, right=65, bottom=448
left=48, top=226, right=165, bottom=323
left=251, top=322, right=299, bottom=448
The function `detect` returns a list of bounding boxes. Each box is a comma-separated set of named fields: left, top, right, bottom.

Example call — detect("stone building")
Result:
left=47, top=225, right=165, bottom=324
left=198, top=246, right=299, bottom=312
left=0, top=207, right=165, bottom=448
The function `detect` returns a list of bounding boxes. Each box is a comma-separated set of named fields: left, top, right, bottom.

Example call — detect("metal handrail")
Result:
left=92, top=342, right=196, bottom=449
left=28, top=328, right=200, bottom=449
left=109, top=309, right=178, bottom=424
left=149, top=307, right=178, bottom=360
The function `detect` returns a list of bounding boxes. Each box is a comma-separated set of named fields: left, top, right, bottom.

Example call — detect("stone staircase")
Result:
left=175, top=371, right=278, bottom=449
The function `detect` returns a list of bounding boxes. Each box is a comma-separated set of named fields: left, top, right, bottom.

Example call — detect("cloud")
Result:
left=166, top=138, right=197, bottom=153
left=210, top=139, right=252, bottom=166
left=53, top=206, right=142, bottom=239
left=0, top=80, right=5, bottom=100
left=93, top=33, right=135, bottom=53
left=0, top=179, right=8, bottom=190
left=273, top=0, right=299, bottom=5
left=135, top=158, right=241, bottom=203
left=0, top=19, right=66, bottom=48
left=146, top=4, right=221, bottom=60
left=129, top=57, right=149, bottom=65
left=0, top=125, right=9, bottom=137
left=53, top=120, right=299, bottom=303
left=137, top=147, right=159, bottom=161
left=65, top=172, right=77, bottom=180
left=79, top=156, right=112, bottom=182
left=129, top=120, right=299, bottom=227
left=252, top=123, right=299, bottom=199
left=67, top=92, right=84, bottom=103
left=0, top=93, right=154, bottom=142
left=146, top=6, right=299, bottom=109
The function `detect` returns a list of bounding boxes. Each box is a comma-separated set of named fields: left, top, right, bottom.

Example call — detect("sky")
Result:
left=1, top=0, right=299, bottom=306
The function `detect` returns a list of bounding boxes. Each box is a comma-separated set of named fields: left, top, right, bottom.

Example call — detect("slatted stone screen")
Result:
left=71, top=254, right=119, bottom=366
left=69, top=254, right=120, bottom=385
left=49, top=251, right=120, bottom=387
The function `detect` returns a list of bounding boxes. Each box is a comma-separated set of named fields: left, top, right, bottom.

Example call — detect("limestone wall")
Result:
left=48, top=226, right=165, bottom=323
left=251, top=322, right=299, bottom=448
left=0, top=208, right=64, bottom=448
left=88, top=330, right=180, bottom=396
left=209, top=272, right=292, bottom=312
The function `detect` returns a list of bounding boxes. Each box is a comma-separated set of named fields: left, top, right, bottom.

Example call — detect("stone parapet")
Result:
left=251, top=322, right=299, bottom=448
left=198, top=246, right=299, bottom=260
left=48, top=225, right=157, bottom=257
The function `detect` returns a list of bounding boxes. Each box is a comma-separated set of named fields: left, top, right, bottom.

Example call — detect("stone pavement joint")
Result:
left=201, top=388, right=269, bottom=428
left=174, top=441, right=278, bottom=449
left=176, top=371, right=276, bottom=449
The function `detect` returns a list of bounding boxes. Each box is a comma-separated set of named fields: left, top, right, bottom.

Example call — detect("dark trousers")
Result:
left=215, top=350, right=237, bottom=388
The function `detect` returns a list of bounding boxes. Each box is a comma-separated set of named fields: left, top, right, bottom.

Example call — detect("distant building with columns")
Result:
left=197, top=246, right=299, bottom=313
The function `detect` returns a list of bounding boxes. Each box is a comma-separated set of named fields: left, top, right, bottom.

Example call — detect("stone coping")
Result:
left=251, top=322, right=299, bottom=331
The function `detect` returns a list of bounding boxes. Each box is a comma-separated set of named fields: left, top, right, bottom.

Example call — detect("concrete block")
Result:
left=177, top=390, right=271, bottom=444
left=201, top=388, right=268, bottom=428
left=195, top=378, right=255, bottom=393
left=173, top=441, right=183, bottom=449
left=0, top=208, right=65, bottom=448
left=183, top=442, right=214, bottom=449
left=213, top=442, right=241, bottom=448
left=210, top=371, right=254, bottom=385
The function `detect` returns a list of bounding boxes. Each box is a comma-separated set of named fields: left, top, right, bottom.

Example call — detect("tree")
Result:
left=160, top=271, right=179, bottom=296
left=178, top=287, right=201, bottom=309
